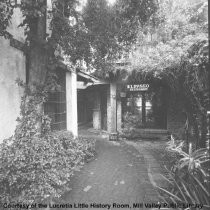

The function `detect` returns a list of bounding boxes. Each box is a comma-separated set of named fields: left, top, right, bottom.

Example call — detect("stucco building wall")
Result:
left=0, top=8, right=26, bottom=142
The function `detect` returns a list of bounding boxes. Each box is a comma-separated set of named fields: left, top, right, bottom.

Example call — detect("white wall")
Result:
left=0, top=8, right=26, bottom=142
left=66, top=71, right=78, bottom=137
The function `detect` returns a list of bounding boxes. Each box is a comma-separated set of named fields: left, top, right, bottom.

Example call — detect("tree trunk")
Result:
left=27, top=0, right=48, bottom=133
left=28, top=0, right=48, bottom=85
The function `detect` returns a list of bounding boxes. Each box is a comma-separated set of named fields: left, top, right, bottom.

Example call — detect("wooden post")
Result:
left=142, top=92, right=146, bottom=126
left=107, top=83, right=117, bottom=133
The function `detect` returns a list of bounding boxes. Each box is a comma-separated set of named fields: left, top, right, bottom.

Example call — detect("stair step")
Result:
left=123, top=129, right=169, bottom=140
left=135, top=129, right=168, bottom=134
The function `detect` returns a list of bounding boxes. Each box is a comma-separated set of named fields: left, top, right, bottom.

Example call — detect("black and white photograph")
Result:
left=0, top=0, right=209, bottom=209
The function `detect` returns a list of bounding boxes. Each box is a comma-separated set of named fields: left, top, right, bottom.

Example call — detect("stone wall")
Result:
left=0, top=8, right=26, bottom=142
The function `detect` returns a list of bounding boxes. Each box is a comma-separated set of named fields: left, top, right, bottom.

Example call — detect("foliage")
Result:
left=166, top=135, right=185, bottom=154
left=0, top=82, right=95, bottom=205
left=0, top=0, right=14, bottom=38
left=122, top=111, right=160, bottom=139
left=121, top=112, right=141, bottom=139
left=53, top=131, right=96, bottom=162
left=0, top=0, right=159, bottom=82
left=129, top=0, right=208, bottom=75
left=129, top=0, right=208, bottom=82
left=81, top=0, right=158, bottom=75
left=158, top=135, right=210, bottom=209
left=49, top=0, right=92, bottom=64
left=128, top=0, right=209, bottom=148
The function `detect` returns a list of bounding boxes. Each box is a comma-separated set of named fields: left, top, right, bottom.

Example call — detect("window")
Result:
left=44, top=69, right=66, bottom=131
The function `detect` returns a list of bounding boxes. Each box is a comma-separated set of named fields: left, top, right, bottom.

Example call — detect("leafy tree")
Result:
left=82, top=0, right=158, bottom=76
left=128, top=0, right=209, bottom=148
left=0, top=0, right=14, bottom=38
left=0, top=0, right=158, bottom=80
left=130, top=0, right=208, bottom=73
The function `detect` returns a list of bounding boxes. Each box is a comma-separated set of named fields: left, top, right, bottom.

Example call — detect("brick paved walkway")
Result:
left=55, top=129, right=163, bottom=210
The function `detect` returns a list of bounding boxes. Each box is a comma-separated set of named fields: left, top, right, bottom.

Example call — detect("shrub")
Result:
left=53, top=131, right=96, bottom=163
left=0, top=82, right=95, bottom=206
left=121, top=112, right=141, bottom=139
left=123, top=112, right=141, bottom=127
left=157, top=136, right=210, bottom=209
left=0, top=131, right=95, bottom=205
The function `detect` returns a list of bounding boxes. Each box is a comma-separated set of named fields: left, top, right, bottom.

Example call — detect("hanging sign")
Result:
left=126, top=84, right=149, bottom=92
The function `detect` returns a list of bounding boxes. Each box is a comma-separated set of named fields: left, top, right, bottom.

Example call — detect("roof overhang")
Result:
left=77, top=71, right=108, bottom=85
left=57, top=60, right=109, bottom=88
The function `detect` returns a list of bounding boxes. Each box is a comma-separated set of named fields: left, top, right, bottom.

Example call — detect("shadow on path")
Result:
left=57, top=129, right=161, bottom=210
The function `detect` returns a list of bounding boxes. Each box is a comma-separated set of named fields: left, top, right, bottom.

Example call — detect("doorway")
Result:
left=125, top=87, right=167, bottom=129
left=101, top=87, right=107, bottom=131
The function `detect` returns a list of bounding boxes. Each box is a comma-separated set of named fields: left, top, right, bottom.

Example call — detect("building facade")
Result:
left=0, top=2, right=187, bottom=143
left=0, top=5, right=122, bottom=143
left=0, top=7, right=26, bottom=141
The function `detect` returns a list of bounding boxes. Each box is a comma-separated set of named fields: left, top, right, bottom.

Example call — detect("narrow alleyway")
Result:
left=57, top=130, right=168, bottom=210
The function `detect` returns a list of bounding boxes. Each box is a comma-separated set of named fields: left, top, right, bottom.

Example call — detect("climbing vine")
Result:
left=0, top=73, right=95, bottom=204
